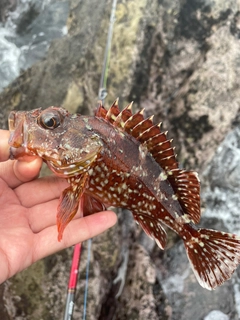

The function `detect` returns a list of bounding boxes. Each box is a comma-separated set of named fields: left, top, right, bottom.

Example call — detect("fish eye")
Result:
left=38, top=110, right=62, bottom=129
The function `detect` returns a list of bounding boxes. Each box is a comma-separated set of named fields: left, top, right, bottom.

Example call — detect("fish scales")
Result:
left=8, top=100, right=240, bottom=291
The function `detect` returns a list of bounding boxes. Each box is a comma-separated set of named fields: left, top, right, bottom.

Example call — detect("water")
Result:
left=0, top=0, right=69, bottom=91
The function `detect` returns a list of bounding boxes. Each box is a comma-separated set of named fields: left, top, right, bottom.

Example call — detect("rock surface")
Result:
left=0, top=0, right=240, bottom=319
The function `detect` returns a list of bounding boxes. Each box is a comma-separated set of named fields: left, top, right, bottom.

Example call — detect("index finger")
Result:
left=0, top=130, right=10, bottom=161
left=34, top=210, right=118, bottom=259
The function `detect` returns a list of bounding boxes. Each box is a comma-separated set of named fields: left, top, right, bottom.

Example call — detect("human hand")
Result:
left=0, top=130, right=117, bottom=283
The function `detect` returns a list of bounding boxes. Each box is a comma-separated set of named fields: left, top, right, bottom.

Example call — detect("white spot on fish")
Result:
left=172, top=194, right=178, bottom=200
left=95, top=166, right=101, bottom=172
left=159, top=171, right=168, bottom=181
left=122, top=182, right=127, bottom=190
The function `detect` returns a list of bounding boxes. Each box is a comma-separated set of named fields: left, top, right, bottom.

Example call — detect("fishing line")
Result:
left=98, top=0, right=118, bottom=103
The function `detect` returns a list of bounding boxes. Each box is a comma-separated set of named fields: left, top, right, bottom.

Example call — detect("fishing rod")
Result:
left=63, top=0, right=118, bottom=319
left=64, top=243, right=82, bottom=320
left=63, top=240, right=92, bottom=320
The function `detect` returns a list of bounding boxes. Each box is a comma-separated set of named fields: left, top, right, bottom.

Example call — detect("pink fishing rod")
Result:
left=64, top=243, right=82, bottom=320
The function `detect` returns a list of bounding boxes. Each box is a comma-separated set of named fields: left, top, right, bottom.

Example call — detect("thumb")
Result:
left=13, top=156, right=43, bottom=184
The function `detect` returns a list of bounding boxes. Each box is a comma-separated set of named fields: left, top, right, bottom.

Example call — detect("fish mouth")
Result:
left=8, top=111, right=36, bottom=159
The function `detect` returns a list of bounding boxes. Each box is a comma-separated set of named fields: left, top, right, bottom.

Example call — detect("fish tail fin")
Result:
left=183, top=228, right=240, bottom=290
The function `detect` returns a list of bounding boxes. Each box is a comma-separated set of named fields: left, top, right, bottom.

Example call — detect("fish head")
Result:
left=9, top=107, right=67, bottom=158
left=8, top=106, right=102, bottom=177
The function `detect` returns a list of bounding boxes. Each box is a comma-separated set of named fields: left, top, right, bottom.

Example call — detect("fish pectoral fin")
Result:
left=133, top=213, right=167, bottom=250
left=184, top=228, right=240, bottom=290
left=81, top=193, right=106, bottom=216
left=57, top=174, right=88, bottom=241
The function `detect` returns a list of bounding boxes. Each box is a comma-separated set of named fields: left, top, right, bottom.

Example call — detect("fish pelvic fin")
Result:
left=81, top=193, right=106, bottom=216
left=184, top=228, right=240, bottom=290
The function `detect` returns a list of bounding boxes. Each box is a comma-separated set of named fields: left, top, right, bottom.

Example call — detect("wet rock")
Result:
left=158, top=231, right=238, bottom=320
left=202, top=127, right=240, bottom=233
left=0, top=0, right=17, bottom=23
left=204, top=310, right=230, bottom=320
left=0, top=0, right=69, bottom=92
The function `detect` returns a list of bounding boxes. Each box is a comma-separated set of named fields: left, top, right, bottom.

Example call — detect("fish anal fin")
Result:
left=168, top=169, right=201, bottom=224
left=57, top=174, right=88, bottom=241
left=81, top=193, right=106, bottom=216
left=184, top=228, right=240, bottom=289
left=133, top=213, right=167, bottom=250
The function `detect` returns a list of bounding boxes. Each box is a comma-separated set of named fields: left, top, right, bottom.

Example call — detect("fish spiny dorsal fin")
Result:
left=144, top=129, right=179, bottom=171
left=137, top=124, right=161, bottom=142
left=96, top=100, right=178, bottom=171
left=168, top=169, right=201, bottom=223
left=113, top=100, right=179, bottom=172
left=95, top=101, right=107, bottom=118
left=125, top=107, right=179, bottom=172
left=113, top=101, right=133, bottom=128
left=131, top=116, right=155, bottom=139
left=95, top=99, right=121, bottom=124
left=123, top=109, right=145, bottom=134
left=106, top=98, right=121, bottom=124
left=150, top=139, right=173, bottom=155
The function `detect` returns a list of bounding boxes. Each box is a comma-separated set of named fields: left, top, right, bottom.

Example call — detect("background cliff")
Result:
left=0, top=0, right=240, bottom=319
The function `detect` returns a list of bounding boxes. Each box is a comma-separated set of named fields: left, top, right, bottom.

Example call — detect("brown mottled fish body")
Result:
left=8, top=100, right=240, bottom=290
